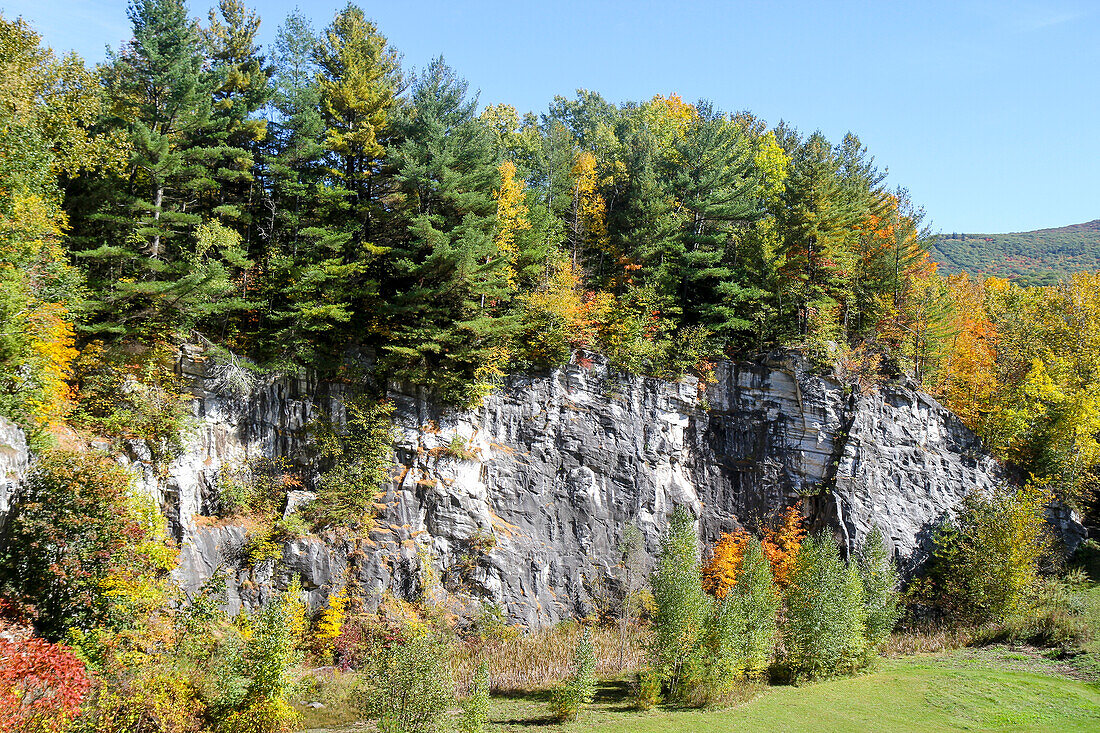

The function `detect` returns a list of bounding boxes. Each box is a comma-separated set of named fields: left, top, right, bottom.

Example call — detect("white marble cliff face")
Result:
left=118, top=349, right=1073, bottom=627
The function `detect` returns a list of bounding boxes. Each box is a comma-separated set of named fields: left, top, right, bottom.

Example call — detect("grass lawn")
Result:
left=302, top=651, right=1100, bottom=732
left=301, top=583, right=1100, bottom=732
left=483, top=655, right=1100, bottom=732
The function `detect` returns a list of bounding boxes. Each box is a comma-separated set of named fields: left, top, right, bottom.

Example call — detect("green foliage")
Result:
left=459, top=660, right=491, bottom=733
left=727, top=538, right=779, bottom=679
left=783, top=533, right=867, bottom=681
left=307, top=396, right=395, bottom=529
left=211, top=588, right=303, bottom=733
left=930, top=220, right=1100, bottom=283
left=549, top=628, right=597, bottom=722
left=649, top=507, right=708, bottom=700
left=0, top=449, right=174, bottom=640
left=913, top=485, right=1051, bottom=624
left=70, top=341, right=191, bottom=467
left=633, top=668, right=662, bottom=711
left=355, top=633, right=455, bottom=733
left=216, top=453, right=303, bottom=517
left=379, top=57, right=516, bottom=404
left=856, top=527, right=901, bottom=660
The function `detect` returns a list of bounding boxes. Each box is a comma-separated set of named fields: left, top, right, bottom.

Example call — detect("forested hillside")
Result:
left=930, top=220, right=1100, bottom=285
left=2, top=0, right=1098, bottom=512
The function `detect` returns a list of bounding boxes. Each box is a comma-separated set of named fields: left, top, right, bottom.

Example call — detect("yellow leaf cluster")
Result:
left=493, top=160, right=531, bottom=287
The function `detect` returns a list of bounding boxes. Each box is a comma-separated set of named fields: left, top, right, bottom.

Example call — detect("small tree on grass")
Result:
left=728, top=537, right=779, bottom=679
left=213, top=585, right=303, bottom=733
left=649, top=507, right=708, bottom=700
left=762, top=505, right=805, bottom=589
left=921, top=485, right=1051, bottom=623
left=356, top=632, right=454, bottom=733
left=857, top=526, right=900, bottom=660
left=459, top=660, right=490, bottom=733
left=550, top=628, right=597, bottom=722
left=784, top=533, right=866, bottom=681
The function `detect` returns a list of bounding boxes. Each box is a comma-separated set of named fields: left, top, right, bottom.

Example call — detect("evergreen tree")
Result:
left=256, top=9, right=356, bottom=363
left=672, top=103, right=760, bottom=337
left=315, top=2, right=402, bottom=249
left=72, top=0, right=250, bottom=338
left=380, top=58, right=515, bottom=403
left=200, top=0, right=272, bottom=230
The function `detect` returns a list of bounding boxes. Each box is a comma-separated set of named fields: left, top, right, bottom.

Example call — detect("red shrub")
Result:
left=0, top=621, right=90, bottom=732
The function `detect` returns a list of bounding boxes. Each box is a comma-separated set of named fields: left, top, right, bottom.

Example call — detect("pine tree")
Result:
left=257, top=10, right=355, bottom=363
left=315, top=2, right=402, bottom=249
left=72, top=0, right=250, bottom=338
left=672, top=102, right=760, bottom=337
left=380, top=58, right=515, bottom=403
left=200, top=0, right=272, bottom=229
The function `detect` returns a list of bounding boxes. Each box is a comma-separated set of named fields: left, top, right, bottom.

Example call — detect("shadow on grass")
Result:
left=493, top=679, right=636, bottom=726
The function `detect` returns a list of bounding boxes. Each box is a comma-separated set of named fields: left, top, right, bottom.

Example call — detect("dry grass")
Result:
left=882, top=625, right=979, bottom=657
left=451, top=622, right=649, bottom=692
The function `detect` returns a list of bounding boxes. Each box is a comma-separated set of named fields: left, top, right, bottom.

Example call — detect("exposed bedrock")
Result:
left=127, top=347, right=1069, bottom=628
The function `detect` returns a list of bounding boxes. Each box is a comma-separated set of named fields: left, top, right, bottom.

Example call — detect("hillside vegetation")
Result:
left=930, top=220, right=1100, bottom=285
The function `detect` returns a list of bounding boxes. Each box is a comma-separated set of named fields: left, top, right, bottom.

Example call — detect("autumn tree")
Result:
left=761, top=505, right=805, bottom=589
left=701, top=529, right=750, bottom=599
left=0, top=450, right=174, bottom=640
left=0, top=16, right=120, bottom=431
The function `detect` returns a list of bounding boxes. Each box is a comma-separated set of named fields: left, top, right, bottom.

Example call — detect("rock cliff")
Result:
left=140, top=349, right=1023, bottom=627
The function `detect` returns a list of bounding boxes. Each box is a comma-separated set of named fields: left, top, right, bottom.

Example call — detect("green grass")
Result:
left=482, top=658, right=1100, bottom=733
left=301, top=584, right=1100, bottom=733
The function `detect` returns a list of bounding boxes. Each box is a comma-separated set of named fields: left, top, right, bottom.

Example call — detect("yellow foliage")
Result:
left=936, top=274, right=1000, bottom=428
left=493, top=160, right=531, bottom=287
left=25, top=301, right=77, bottom=425
left=570, top=151, right=610, bottom=264
left=520, top=259, right=614, bottom=364
left=313, top=589, right=347, bottom=651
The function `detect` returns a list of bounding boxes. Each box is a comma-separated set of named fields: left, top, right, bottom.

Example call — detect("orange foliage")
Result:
left=701, top=529, right=750, bottom=599
left=761, top=506, right=805, bottom=589
left=935, top=274, right=1000, bottom=426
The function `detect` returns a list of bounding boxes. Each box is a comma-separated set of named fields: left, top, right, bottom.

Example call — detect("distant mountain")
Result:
left=928, top=220, right=1100, bottom=286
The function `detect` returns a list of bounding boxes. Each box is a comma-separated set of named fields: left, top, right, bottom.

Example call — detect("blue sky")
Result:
left=5, top=0, right=1098, bottom=234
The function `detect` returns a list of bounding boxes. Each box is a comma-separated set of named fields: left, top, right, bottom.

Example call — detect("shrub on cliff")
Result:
left=306, top=397, right=395, bottom=530
left=0, top=450, right=175, bottom=639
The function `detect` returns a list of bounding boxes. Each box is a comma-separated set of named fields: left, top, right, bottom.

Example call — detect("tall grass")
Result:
left=451, top=623, right=648, bottom=692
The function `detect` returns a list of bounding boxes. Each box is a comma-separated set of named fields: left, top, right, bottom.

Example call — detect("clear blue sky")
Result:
left=5, top=0, right=1098, bottom=234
